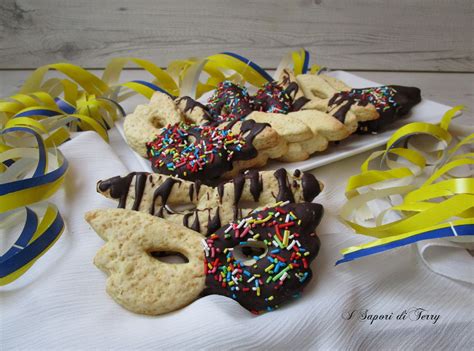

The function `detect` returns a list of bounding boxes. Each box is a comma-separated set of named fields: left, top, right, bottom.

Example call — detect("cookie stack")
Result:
left=123, top=68, right=421, bottom=175
left=86, top=68, right=420, bottom=316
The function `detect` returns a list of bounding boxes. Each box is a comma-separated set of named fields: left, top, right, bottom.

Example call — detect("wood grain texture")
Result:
left=1, top=70, right=472, bottom=110
left=0, top=0, right=472, bottom=71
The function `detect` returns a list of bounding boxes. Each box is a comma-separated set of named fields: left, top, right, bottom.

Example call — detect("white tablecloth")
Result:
left=1, top=129, right=472, bottom=350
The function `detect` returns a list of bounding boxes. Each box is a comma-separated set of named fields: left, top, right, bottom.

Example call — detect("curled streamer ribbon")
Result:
left=0, top=49, right=315, bottom=285
left=336, top=106, right=474, bottom=264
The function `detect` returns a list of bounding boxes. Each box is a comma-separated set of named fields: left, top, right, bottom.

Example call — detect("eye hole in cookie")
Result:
left=149, top=251, right=189, bottom=264
left=164, top=203, right=197, bottom=214
left=233, top=241, right=268, bottom=266
left=151, top=116, right=165, bottom=129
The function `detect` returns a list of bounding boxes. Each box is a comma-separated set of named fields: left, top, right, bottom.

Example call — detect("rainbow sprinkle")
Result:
left=253, top=82, right=292, bottom=114
left=146, top=122, right=247, bottom=173
left=204, top=201, right=316, bottom=313
left=207, top=81, right=253, bottom=123
left=206, top=80, right=295, bottom=124
left=332, top=86, right=399, bottom=112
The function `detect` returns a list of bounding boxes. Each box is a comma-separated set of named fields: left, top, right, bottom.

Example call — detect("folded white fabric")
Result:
left=1, top=130, right=472, bottom=350
left=417, top=238, right=474, bottom=284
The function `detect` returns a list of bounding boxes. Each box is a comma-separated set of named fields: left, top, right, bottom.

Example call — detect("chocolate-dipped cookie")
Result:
left=328, top=85, right=421, bottom=133
left=96, top=168, right=323, bottom=236
left=207, top=81, right=254, bottom=124
left=202, top=202, right=323, bottom=313
left=86, top=201, right=323, bottom=315
left=146, top=120, right=271, bottom=183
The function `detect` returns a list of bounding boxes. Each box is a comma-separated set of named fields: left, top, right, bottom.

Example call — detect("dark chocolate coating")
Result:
left=328, top=85, right=421, bottom=133
left=356, top=85, right=421, bottom=133
left=279, top=71, right=310, bottom=111
left=202, top=202, right=323, bottom=313
left=147, top=119, right=268, bottom=184
left=253, top=82, right=293, bottom=114
left=207, top=82, right=254, bottom=123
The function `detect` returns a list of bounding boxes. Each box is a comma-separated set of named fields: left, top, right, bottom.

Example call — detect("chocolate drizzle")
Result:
left=274, top=168, right=295, bottom=203
left=233, top=174, right=246, bottom=205
left=189, top=183, right=194, bottom=201
left=132, top=173, right=147, bottom=211
left=183, top=212, right=193, bottom=227
left=190, top=211, right=200, bottom=232
left=151, top=178, right=179, bottom=216
left=217, top=183, right=225, bottom=204
left=301, top=172, right=321, bottom=201
left=247, top=169, right=263, bottom=202
left=176, top=96, right=212, bottom=121
left=207, top=209, right=221, bottom=235
left=285, top=82, right=310, bottom=111
left=195, top=180, right=202, bottom=198
left=97, top=168, right=323, bottom=235
left=97, top=172, right=146, bottom=209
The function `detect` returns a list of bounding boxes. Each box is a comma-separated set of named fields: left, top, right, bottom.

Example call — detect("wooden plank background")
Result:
left=0, top=0, right=472, bottom=71
left=2, top=70, right=472, bottom=110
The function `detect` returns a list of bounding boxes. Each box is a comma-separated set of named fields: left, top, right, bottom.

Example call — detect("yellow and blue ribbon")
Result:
left=0, top=206, right=65, bottom=285
left=336, top=106, right=474, bottom=265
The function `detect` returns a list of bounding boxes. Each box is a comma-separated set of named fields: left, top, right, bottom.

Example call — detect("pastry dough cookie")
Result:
left=86, top=201, right=323, bottom=314
left=124, top=92, right=183, bottom=157
left=296, top=74, right=421, bottom=134
left=96, top=168, right=323, bottom=236
left=146, top=120, right=287, bottom=183
left=86, top=208, right=205, bottom=315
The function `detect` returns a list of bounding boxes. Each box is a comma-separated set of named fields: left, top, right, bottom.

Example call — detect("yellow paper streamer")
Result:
left=337, top=106, right=474, bottom=264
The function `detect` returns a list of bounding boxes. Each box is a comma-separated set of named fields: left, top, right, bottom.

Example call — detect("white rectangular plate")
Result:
left=116, top=71, right=452, bottom=172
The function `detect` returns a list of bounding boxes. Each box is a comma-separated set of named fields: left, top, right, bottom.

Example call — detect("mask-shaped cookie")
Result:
left=96, top=168, right=323, bottom=236
left=85, top=202, right=323, bottom=315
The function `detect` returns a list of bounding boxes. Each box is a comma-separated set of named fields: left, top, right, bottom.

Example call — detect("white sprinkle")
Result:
left=232, top=268, right=239, bottom=275
left=285, top=214, right=290, bottom=223
left=232, top=276, right=239, bottom=285
left=296, top=240, right=301, bottom=247
left=272, top=240, right=279, bottom=247
left=280, top=200, right=290, bottom=206
left=224, top=225, right=233, bottom=233
left=287, top=240, right=296, bottom=250
left=201, top=239, right=210, bottom=256
left=237, top=219, right=246, bottom=229
left=279, top=272, right=288, bottom=281
left=275, top=212, right=280, bottom=217
left=247, top=276, right=256, bottom=283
